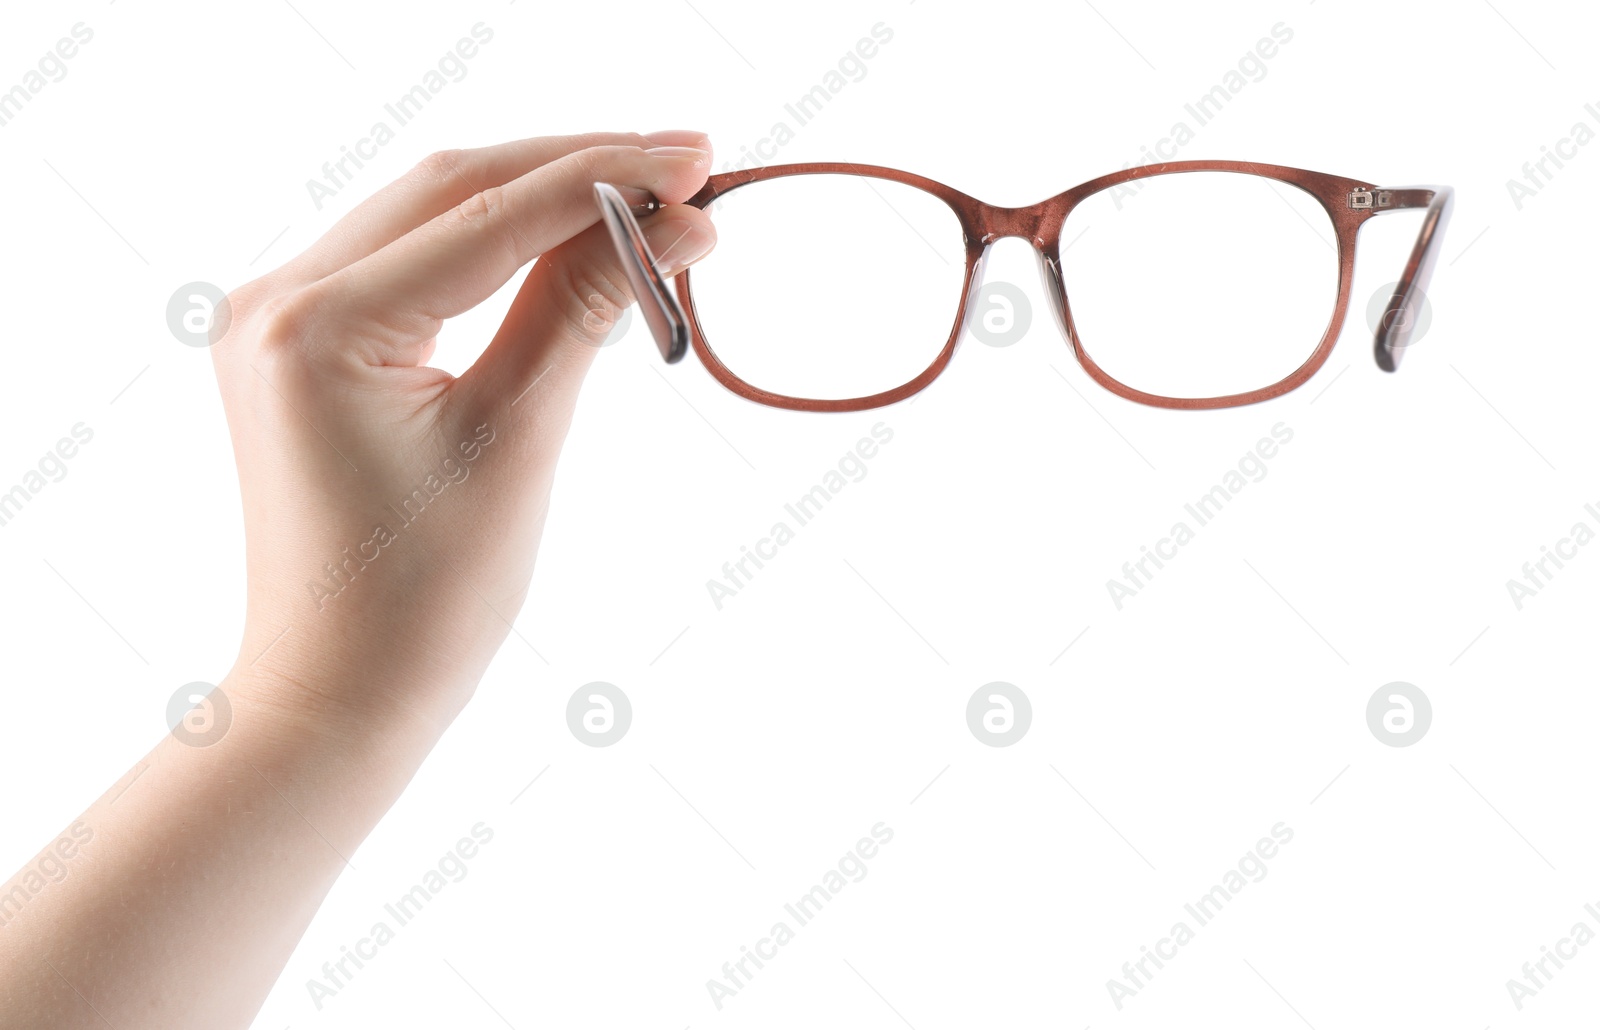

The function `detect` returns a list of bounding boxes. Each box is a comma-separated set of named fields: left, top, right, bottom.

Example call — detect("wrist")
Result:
left=221, top=648, right=469, bottom=772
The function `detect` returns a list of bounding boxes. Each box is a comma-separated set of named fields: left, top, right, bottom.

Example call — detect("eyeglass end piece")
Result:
left=592, top=181, right=692, bottom=365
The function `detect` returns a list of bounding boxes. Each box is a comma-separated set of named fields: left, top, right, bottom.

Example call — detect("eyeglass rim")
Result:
left=674, top=160, right=1452, bottom=412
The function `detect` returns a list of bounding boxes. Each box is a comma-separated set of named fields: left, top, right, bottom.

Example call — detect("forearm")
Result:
left=0, top=667, right=451, bottom=1029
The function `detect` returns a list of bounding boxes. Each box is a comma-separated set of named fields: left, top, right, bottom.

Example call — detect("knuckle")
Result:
left=253, top=288, right=322, bottom=351
left=223, top=267, right=306, bottom=318
left=566, top=144, right=638, bottom=182
left=568, top=131, right=647, bottom=151
left=443, top=186, right=526, bottom=269
left=589, top=132, right=653, bottom=157
left=556, top=259, right=632, bottom=340
left=221, top=280, right=265, bottom=322
left=446, top=184, right=505, bottom=233
left=549, top=132, right=602, bottom=156
left=415, top=148, right=468, bottom=186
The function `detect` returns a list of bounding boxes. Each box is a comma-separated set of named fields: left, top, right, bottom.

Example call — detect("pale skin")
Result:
left=0, top=130, right=718, bottom=1028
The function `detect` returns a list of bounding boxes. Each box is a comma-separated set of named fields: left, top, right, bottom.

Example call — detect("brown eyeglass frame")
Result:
left=644, top=161, right=1451, bottom=412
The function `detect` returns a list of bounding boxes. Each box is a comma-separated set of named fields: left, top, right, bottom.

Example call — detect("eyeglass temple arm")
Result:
left=1357, top=185, right=1454, bottom=372
left=592, top=182, right=690, bottom=363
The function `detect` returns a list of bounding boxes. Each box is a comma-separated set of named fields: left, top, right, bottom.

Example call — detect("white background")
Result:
left=0, top=0, right=1595, bottom=1026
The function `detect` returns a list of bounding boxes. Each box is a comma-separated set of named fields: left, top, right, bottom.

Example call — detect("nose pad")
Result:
left=960, top=240, right=1069, bottom=352
left=1034, top=249, right=1071, bottom=344
left=593, top=181, right=688, bottom=364
left=957, top=246, right=993, bottom=342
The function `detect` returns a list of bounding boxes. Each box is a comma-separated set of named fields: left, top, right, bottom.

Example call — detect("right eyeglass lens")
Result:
left=685, top=173, right=968, bottom=403
left=1059, top=170, right=1341, bottom=401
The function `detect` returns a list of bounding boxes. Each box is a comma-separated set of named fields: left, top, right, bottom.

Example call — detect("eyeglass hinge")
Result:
left=1348, top=188, right=1394, bottom=210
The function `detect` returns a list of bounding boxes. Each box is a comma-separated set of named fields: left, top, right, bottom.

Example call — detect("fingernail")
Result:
left=645, top=219, right=715, bottom=270
left=643, top=129, right=710, bottom=151
left=646, top=145, right=710, bottom=162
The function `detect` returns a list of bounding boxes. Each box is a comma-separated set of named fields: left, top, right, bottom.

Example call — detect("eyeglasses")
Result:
left=594, top=161, right=1452, bottom=412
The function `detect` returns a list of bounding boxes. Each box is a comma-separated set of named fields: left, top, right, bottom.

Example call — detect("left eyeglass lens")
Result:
left=685, top=173, right=969, bottom=402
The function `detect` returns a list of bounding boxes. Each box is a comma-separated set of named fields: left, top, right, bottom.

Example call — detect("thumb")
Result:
left=458, top=204, right=716, bottom=420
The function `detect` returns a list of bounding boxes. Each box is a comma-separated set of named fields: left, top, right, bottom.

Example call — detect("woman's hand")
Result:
left=220, top=130, right=715, bottom=732
left=0, top=130, right=716, bottom=1030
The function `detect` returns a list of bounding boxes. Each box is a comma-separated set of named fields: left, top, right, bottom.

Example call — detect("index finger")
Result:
left=281, top=130, right=709, bottom=285
left=305, top=143, right=712, bottom=352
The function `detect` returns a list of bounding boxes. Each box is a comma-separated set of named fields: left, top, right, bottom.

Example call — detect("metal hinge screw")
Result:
left=1349, top=188, right=1394, bottom=210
